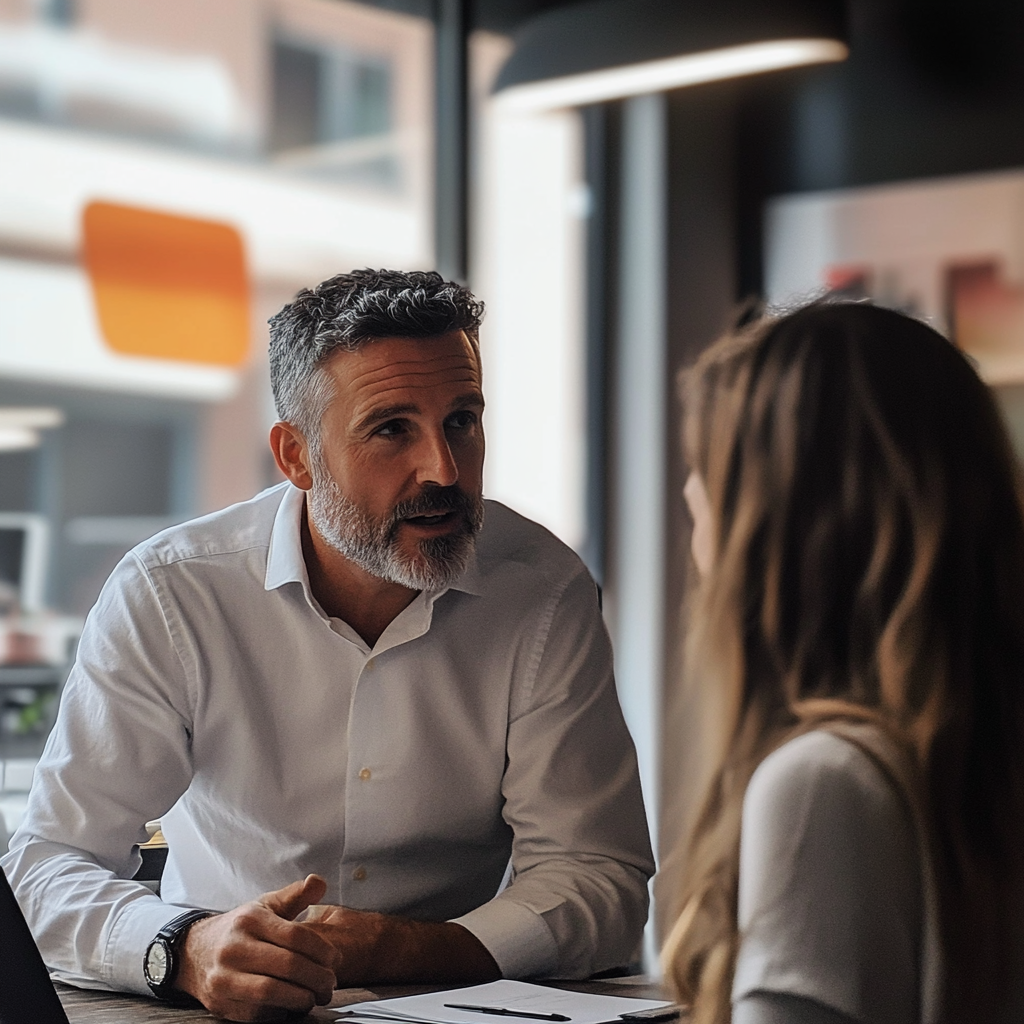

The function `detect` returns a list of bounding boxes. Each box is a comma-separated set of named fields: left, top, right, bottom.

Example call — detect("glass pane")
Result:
left=0, top=0, right=435, bottom=806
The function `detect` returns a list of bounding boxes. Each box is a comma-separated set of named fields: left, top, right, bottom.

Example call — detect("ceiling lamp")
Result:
left=0, top=407, right=65, bottom=451
left=493, top=0, right=848, bottom=113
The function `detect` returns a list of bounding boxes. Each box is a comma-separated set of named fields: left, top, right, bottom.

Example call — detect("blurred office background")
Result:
left=3, top=0, right=1024, bottom=965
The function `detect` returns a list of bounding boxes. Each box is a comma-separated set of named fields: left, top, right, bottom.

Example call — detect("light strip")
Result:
left=0, top=407, right=65, bottom=430
left=495, top=38, right=848, bottom=113
left=0, top=426, right=40, bottom=451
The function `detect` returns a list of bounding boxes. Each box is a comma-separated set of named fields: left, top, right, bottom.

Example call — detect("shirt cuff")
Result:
left=104, top=896, right=203, bottom=996
left=452, top=898, right=560, bottom=980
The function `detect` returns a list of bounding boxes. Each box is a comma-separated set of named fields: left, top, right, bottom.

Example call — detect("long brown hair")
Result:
left=663, top=301, right=1024, bottom=1023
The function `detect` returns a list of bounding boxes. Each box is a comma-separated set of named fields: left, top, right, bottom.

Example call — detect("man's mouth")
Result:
left=402, top=510, right=459, bottom=528
left=390, top=485, right=481, bottom=539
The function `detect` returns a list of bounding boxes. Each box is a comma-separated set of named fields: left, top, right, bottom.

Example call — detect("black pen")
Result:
left=444, top=1004, right=571, bottom=1022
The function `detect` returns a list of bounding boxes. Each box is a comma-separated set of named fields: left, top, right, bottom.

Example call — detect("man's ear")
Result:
left=270, top=421, right=314, bottom=491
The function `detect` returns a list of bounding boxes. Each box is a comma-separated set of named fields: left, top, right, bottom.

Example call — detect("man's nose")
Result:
left=416, top=429, right=459, bottom=488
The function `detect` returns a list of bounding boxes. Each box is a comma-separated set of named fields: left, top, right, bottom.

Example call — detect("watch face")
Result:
left=145, top=940, right=170, bottom=985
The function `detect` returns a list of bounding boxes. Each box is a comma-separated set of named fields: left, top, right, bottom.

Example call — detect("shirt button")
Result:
left=365, top=658, right=375, bottom=670
left=358, top=767, right=372, bottom=781
left=352, top=866, right=367, bottom=881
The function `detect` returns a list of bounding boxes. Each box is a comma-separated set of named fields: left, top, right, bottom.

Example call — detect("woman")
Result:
left=662, top=302, right=1024, bottom=1024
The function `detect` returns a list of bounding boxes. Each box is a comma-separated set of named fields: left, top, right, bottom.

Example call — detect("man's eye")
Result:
left=376, top=420, right=406, bottom=437
left=447, top=411, right=477, bottom=430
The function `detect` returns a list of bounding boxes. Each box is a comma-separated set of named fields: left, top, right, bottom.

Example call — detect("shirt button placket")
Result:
left=348, top=655, right=375, bottom=896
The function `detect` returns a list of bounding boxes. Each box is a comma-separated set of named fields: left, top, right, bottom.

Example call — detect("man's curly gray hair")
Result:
left=268, top=268, right=485, bottom=446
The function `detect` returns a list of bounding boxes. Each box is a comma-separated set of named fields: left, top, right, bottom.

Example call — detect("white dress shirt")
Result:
left=3, top=483, right=653, bottom=995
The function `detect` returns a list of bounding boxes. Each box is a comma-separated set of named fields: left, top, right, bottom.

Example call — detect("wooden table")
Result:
left=56, top=979, right=670, bottom=1024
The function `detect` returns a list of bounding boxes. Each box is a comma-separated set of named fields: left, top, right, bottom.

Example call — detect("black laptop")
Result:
left=0, top=865, right=71, bottom=1024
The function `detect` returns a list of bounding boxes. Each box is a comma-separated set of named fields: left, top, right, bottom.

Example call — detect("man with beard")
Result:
left=3, top=270, right=653, bottom=1023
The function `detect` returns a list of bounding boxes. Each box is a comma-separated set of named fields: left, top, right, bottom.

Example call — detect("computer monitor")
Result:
left=0, top=514, right=48, bottom=613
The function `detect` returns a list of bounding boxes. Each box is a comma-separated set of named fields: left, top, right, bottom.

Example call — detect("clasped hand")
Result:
left=174, top=874, right=336, bottom=1022
left=174, top=873, right=500, bottom=1021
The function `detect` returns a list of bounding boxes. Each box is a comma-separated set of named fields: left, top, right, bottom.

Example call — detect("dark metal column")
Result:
left=579, top=102, right=620, bottom=586
left=434, top=0, right=469, bottom=282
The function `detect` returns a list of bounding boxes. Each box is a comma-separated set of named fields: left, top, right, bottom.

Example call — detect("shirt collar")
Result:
left=264, top=482, right=484, bottom=598
left=265, top=483, right=310, bottom=593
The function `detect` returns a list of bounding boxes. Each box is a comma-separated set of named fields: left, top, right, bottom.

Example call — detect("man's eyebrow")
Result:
left=357, top=403, right=418, bottom=431
left=356, top=393, right=484, bottom=433
left=449, top=392, right=485, bottom=410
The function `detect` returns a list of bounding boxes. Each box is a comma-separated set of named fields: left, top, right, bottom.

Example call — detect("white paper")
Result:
left=335, top=979, right=672, bottom=1024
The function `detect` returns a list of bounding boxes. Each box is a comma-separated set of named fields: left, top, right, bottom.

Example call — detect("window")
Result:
left=270, top=35, right=399, bottom=189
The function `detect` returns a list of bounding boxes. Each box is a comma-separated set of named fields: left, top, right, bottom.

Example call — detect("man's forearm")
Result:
left=370, top=919, right=502, bottom=985
left=305, top=907, right=501, bottom=986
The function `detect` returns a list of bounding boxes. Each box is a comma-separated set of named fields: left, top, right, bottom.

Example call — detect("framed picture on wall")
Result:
left=765, top=167, right=1024, bottom=384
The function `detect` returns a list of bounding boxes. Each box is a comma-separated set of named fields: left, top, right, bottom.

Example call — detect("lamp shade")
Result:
left=493, top=0, right=847, bottom=110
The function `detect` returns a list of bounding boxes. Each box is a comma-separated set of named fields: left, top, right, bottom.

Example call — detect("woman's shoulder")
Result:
left=746, top=729, right=901, bottom=820
left=735, top=728, right=923, bottom=1024
left=741, top=728, right=920, bottom=910
left=741, top=728, right=919, bottom=899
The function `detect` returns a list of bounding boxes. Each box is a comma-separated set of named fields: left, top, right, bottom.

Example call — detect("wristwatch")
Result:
left=143, top=909, right=213, bottom=1001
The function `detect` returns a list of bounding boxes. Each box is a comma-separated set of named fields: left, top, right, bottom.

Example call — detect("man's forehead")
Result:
left=326, top=332, right=482, bottom=408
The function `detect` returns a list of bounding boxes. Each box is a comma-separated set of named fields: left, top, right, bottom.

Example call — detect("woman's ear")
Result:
left=684, top=471, right=714, bottom=576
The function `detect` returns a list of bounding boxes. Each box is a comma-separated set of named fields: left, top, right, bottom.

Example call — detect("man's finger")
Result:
left=221, top=915, right=337, bottom=978
left=228, top=903, right=337, bottom=969
left=259, top=874, right=328, bottom=921
left=234, top=942, right=335, bottom=1004
left=204, top=972, right=324, bottom=1022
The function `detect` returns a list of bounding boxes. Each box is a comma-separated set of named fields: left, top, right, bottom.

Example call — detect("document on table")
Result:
left=334, top=980, right=674, bottom=1024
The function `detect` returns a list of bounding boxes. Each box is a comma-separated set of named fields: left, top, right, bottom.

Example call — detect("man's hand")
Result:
left=174, top=874, right=338, bottom=1022
left=304, top=905, right=501, bottom=987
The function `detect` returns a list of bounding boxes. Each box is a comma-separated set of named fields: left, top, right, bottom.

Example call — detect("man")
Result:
left=2, top=270, right=653, bottom=1022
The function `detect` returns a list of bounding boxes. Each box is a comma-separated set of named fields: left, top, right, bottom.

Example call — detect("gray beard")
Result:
left=306, top=448, right=484, bottom=591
